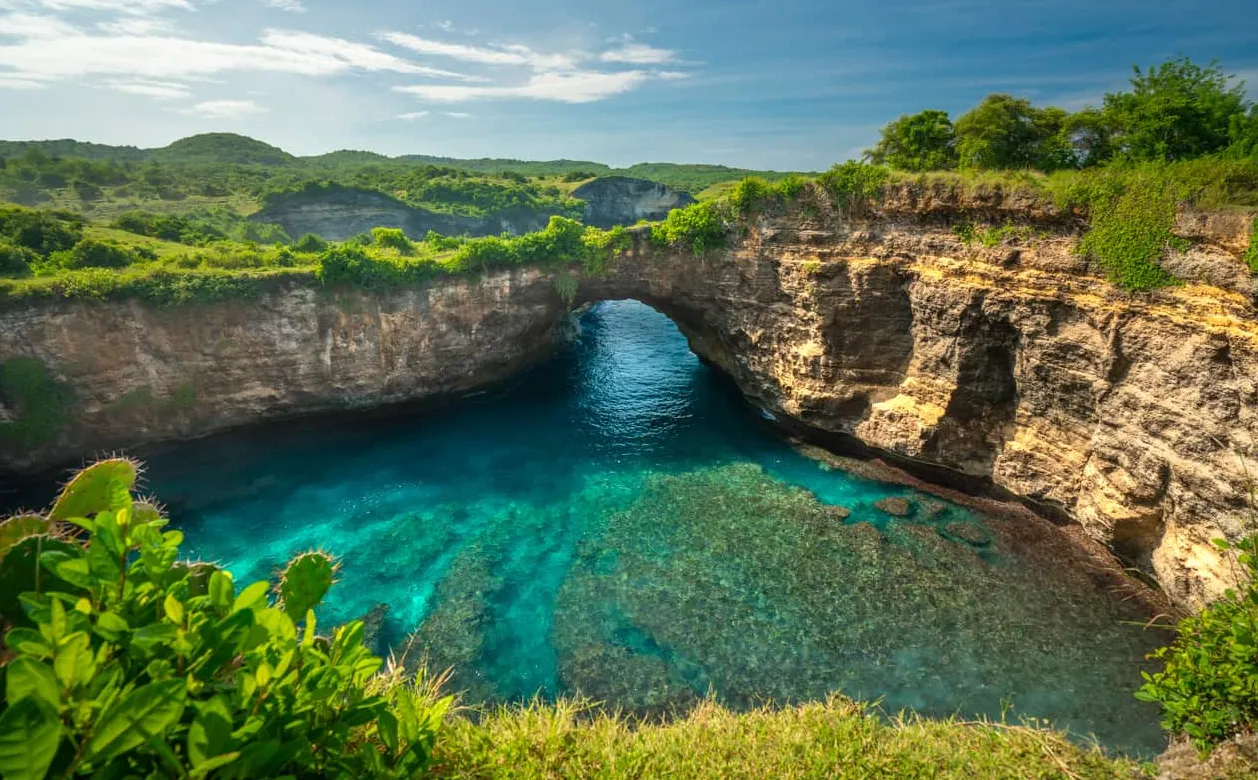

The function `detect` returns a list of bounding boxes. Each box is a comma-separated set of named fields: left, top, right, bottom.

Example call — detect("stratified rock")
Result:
left=573, top=177, right=695, bottom=229
left=874, top=497, right=912, bottom=517
left=360, top=602, right=390, bottom=655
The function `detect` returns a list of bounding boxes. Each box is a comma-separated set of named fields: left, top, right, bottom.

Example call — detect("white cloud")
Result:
left=397, top=110, right=429, bottom=120
left=38, top=0, right=192, bottom=12
left=600, top=42, right=675, bottom=65
left=0, top=12, right=79, bottom=37
left=395, top=69, right=652, bottom=104
left=0, top=26, right=483, bottom=83
left=97, top=16, right=176, bottom=35
left=260, top=0, right=305, bottom=11
left=103, top=77, right=189, bottom=98
left=0, top=70, right=51, bottom=88
left=443, top=111, right=470, bottom=117
left=180, top=98, right=265, bottom=118
left=433, top=20, right=453, bottom=31
left=379, top=31, right=533, bottom=67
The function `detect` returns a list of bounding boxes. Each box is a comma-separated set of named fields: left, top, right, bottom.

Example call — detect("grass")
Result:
left=428, top=696, right=1148, bottom=779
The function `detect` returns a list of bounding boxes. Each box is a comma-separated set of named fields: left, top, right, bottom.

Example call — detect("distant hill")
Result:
left=152, top=133, right=295, bottom=165
left=0, top=133, right=804, bottom=194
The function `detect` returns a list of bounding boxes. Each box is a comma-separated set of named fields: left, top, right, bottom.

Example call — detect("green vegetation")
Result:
left=1247, top=217, right=1258, bottom=274
left=431, top=697, right=1143, bottom=779
left=650, top=200, right=728, bottom=255
left=866, top=57, right=1255, bottom=173
left=1137, top=490, right=1258, bottom=756
left=0, top=459, right=450, bottom=779
left=0, top=357, right=73, bottom=449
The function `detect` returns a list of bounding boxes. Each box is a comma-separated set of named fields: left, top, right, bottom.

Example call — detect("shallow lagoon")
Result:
left=15, top=300, right=1167, bottom=755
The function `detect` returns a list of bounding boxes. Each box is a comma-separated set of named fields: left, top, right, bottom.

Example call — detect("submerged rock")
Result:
left=874, top=497, right=913, bottom=517
left=941, top=522, right=991, bottom=548
left=823, top=505, right=852, bottom=521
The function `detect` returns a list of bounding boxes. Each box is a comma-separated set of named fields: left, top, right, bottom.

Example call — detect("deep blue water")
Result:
left=8, top=300, right=1167, bottom=756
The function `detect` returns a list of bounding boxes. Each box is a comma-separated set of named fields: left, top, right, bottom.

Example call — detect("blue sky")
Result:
left=0, top=0, right=1255, bottom=170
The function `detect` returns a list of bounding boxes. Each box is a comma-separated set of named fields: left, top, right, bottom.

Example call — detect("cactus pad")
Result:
left=49, top=458, right=138, bottom=523
left=0, top=514, right=51, bottom=562
left=278, top=550, right=338, bottom=621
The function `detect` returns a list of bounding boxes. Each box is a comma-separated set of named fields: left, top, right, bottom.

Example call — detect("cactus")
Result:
left=49, top=457, right=138, bottom=524
left=278, top=550, right=338, bottom=621
left=0, top=513, right=50, bottom=562
left=130, top=500, right=165, bottom=528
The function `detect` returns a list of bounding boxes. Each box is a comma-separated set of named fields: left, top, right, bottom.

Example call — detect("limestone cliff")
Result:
left=573, top=177, right=696, bottom=229
left=1, top=185, right=1256, bottom=609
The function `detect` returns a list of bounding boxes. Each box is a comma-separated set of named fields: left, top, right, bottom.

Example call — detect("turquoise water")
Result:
left=11, top=300, right=1167, bottom=755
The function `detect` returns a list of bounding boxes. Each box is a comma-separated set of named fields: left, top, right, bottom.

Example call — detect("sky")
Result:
left=0, top=0, right=1255, bottom=170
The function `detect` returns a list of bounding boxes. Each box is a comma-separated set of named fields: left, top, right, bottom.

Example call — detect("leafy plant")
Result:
left=0, top=458, right=450, bottom=779
left=817, top=162, right=889, bottom=213
left=650, top=201, right=728, bottom=255
left=1137, top=529, right=1258, bottom=753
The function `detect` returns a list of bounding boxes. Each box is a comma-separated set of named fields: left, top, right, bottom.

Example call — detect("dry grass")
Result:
left=429, top=695, right=1151, bottom=779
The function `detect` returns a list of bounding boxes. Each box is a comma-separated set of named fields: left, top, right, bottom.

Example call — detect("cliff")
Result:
left=1, top=185, right=1256, bottom=609
left=573, top=177, right=696, bottom=229
left=251, top=177, right=696, bottom=240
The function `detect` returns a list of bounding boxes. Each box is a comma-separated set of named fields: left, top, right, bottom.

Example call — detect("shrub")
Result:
left=0, top=459, right=450, bottom=779
left=818, top=161, right=889, bottom=212
left=0, top=205, right=83, bottom=256
left=651, top=201, right=728, bottom=255
left=54, top=239, right=148, bottom=270
left=1068, top=168, right=1180, bottom=291
left=730, top=177, right=776, bottom=217
left=1137, top=532, right=1258, bottom=752
left=0, top=241, right=37, bottom=276
left=317, top=244, right=405, bottom=288
left=293, top=232, right=329, bottom=253
left=371, top=226, right=415, bottom=254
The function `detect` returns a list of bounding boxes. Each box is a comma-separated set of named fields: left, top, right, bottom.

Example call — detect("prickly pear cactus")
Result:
left=48, top=457, right=138, bottom=524
left=278, top=550, right=338, bottom=621
left=0, top=513, right=50, bottom=562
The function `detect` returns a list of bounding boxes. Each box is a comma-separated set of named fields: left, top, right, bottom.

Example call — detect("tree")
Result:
left=865, top=110, right=957, bottom=171
left=954, top=94, right=1072, bottom=170
left=1101, top=57, right=1249, bottom=162
left=1063, top=108, right=1117, bottom=167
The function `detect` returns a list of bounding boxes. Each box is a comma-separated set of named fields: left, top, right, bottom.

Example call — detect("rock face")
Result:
left=2, top=183, right=1256, bottom=610
left=251, top=187, right=562, bottom=241
left=573, top=177, right=696, bottom=229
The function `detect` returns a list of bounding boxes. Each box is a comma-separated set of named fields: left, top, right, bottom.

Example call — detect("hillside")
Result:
left=0, top=133, right=798, bottom=195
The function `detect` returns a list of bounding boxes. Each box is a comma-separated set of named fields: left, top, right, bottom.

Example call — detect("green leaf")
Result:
left=85, top=678, right=187, bottom=764
left=94, top=610, right=129, bottom=642
left=4, top=627, right=52, bottom=658
left=164, top=593, right=185, bottom=624
left=48, top=458, right=137, bottom=525
left=188, top=696, right=234, bottom=766
left=53, top=631, right=94, bottom=688
left=231, top=581, right=270, bottom=614
left=208, top=570, right=234, bottom=613
left=0, top=698, right=62, bottom=780
left=376, top=709, right=399, bottom=755
left=190, top=752, right=240, bottom=778
left=4, top=656, right=62, bottom=710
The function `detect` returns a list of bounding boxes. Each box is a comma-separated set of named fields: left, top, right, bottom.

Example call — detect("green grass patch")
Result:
left=430, top=697, right=1146, bottom=779
left=0, top=356, right=73, bottom=449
